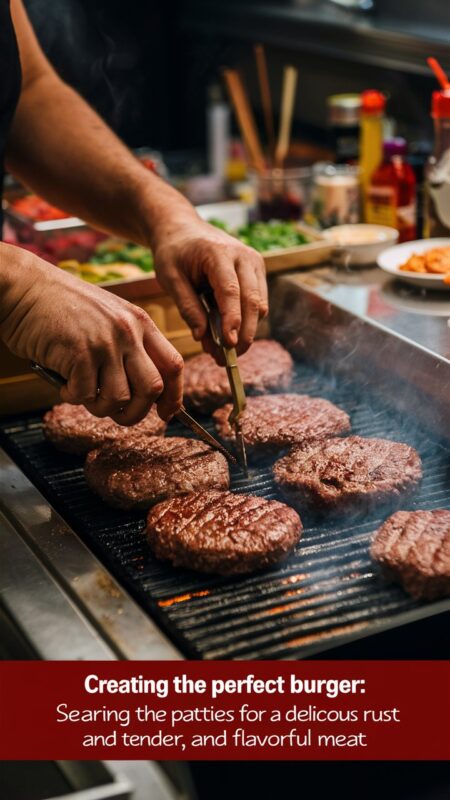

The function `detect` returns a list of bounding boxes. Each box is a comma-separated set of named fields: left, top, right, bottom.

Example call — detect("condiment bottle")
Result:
left=359, top=89, right=386, bottom=217
left=326, top=93, right=361, bottom=164
left=207, top=84, right=230, bottom=180
left=424, top=89, right=450, bottom=237
left=366, top=138, right=417, bottom=242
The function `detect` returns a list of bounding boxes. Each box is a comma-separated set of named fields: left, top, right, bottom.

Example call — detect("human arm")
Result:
left=6, top=0, right=268, bottom=354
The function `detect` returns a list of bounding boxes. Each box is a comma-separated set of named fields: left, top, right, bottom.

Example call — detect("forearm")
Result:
left=5, top=74, right=197, bottom=247
left=0, top=242, right=37, bottom=327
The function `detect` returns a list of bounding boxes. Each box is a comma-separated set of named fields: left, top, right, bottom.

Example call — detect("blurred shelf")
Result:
left=180, top=0, right=450, bottom=76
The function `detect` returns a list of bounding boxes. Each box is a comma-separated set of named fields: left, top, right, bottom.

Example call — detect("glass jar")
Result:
left=249, top=167, right=312, bottom=222
left=312, top=163, right=360, bottom=229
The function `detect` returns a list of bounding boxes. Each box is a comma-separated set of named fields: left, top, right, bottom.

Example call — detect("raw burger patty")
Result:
left=213, top=394, right=351, bottom=458
left=146, top=490, right=302, bottom=575
left=43, top=402, right=166, bottom=455
left=371, top=510, right=450, bottom=600
left=183, top=339, right=294, bottom=413
left=84, top=436, right=230, bottom=510
left=273, top=436, right=422, bottom=515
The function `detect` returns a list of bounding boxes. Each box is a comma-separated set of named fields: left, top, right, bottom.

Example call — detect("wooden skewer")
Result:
left=254, top=44, right=275, bottom=164
left=275, top=65, right=298, bottom=169
left=223, top=68, right=266, bottom=174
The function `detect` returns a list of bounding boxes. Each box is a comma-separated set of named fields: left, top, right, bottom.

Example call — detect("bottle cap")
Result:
left=383, top=137, right=407, bottom=157
left=327, top=93, right=361, bottom=126
left=361, top=89, right=386, bottom=115
left=431, top=89, right=450, bottom=118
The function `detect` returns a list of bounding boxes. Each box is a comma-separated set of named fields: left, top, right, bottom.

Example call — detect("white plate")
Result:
left=377, top=238, right=450, bottom=290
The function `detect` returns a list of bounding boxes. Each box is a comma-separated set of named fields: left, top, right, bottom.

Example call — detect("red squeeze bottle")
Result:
left=366, top=137, right=417, bottom=242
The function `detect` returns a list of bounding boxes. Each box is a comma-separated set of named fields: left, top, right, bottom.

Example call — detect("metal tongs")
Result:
left=200, top=292, right=249, bottom=476
left=30, top=362, right=237, bottom=466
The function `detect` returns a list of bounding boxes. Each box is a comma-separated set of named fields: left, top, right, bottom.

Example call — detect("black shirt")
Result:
left=0, top=0, right=22, bottom=234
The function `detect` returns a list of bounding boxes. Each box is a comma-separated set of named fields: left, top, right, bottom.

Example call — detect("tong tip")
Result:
left=234, top=424, right=249, bottom=478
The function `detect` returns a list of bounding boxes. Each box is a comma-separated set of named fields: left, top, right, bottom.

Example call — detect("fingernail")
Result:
left=193, top=327, right=202, bottom=341
left=229, top=329, right=238, bottom=346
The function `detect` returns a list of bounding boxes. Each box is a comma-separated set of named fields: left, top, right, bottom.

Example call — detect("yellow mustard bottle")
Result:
left=359, top=90, right=386, bottom=221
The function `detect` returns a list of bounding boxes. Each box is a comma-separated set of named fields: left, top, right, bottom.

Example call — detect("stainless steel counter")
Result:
left=283, top=264, right=450, bottom=363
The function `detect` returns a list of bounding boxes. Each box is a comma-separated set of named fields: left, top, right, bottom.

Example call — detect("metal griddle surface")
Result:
left=1, top=362, right=450, bottom=660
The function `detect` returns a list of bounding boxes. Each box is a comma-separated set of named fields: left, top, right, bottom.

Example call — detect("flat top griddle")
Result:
left=1, top=361, right=450, bottom=660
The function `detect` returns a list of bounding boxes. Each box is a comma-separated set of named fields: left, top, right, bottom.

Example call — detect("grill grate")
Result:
left=1, top=362, right=450, bottom=659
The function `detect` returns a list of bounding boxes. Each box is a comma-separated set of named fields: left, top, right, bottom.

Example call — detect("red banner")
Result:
left=0, top=661, right=448, bottom=760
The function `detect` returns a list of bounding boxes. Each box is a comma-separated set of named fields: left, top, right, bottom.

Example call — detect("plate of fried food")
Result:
left=378, top=238, right=450, bottom=289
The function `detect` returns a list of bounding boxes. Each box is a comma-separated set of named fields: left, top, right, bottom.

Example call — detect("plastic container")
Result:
left=3, top=201, right=105, bottom=264
left=365, top=138, right=417, bottom=243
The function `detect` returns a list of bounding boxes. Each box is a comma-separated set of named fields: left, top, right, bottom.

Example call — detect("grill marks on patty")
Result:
left=371, top=510, right=450, bottom=599
left=183, top=340, right=294, bottom=413
left=213, top=394, right=351, bottom=458
left=147, top=490, right=302, bottom=575
left=273, top=436, right=422, bottom=516
left=44, top=362, right=443, bottom=597
left=84, top=436, right=230, bottom=510
left=43, top=402, right=166, bottom=455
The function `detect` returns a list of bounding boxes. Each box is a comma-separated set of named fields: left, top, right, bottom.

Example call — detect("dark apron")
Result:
left=0, top=0, right=22, bottom=236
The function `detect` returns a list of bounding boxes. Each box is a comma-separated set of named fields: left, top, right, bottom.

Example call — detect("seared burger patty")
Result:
left=147, top=490, right=302, bottom=575
left=43, top=402, right=166, bottom=455
left=273, top=436, right=422, bottom=516
left=84, top=436, right=229, bottom=510
left=213, top=394, right=351, bottom=459
left=183, top=339, right=294, bottom=413
left=371, top=510, right=450, bottom=600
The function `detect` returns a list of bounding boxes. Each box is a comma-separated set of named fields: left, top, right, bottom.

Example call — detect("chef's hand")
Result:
left=151, top=215, right=268, bottom=359
left=0, top=244, right=183, bottom=424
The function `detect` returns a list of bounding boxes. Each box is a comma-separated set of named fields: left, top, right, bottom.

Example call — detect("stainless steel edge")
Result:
left=0, top=509, right=113, bottom=659
left=49, top=783, right=132, bottom=800
left=0, top=448, right=182, bottom=661
left=56, top=758, right=188, bottom=800
left=270, top=272, right=450, bottom=437
left=104, top=761, right=195, bottom=800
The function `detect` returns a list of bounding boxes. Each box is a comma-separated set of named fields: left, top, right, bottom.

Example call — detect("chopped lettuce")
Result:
left=209, top=218, right=309, bottom=252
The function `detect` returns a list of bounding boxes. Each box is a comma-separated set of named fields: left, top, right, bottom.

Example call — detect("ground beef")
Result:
left=146, top=490, right=302, bottom=575
left=213, top=394, right=351, bottom=459
left=273, top=436, right=422, bottom=516
left=43, top=402, right=166, bottom=455
left=84, top=436, right=230, bottom=510
left=183, top=339, right=294, bottom=413
left=371, top=510, right=450, bottom=600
